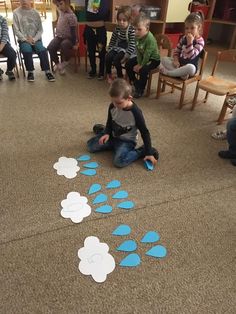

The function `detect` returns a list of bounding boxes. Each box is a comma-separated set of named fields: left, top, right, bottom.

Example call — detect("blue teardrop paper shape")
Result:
left=141, top=231, right=160, bottom=243
left=145, top=245, right=167, bottom=258
left=119, top=253, right=141, bottom=267
left=106, top=180, right=121, bottom=189
left=93, top=193, right=108, bottom=204
left=76, top=155, right=91, bottom=161
left=83, top=162, right=99, bottom=169
left=112, top=224, right=131, bottom=236
left=117, top=201, right=134, bottom=209
left=112, top=190, right=128, bottom=199
left=88, top=183, right=101, bottom=195
left=95, top=205, right=112, bottom=214
left=116, top=240, right=137, bottom=252
left=80, top=169, right=97, bottom=176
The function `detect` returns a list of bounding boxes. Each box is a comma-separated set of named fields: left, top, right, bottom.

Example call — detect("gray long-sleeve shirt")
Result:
left=13, top=7, right=43, bottom=42
left=0, top=15, right=10, bottom=44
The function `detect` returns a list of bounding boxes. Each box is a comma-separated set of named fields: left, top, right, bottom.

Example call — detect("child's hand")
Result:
left=99, top=134, right=109, bottom=145
left=133, top=64, right=142, bottom=73
left=172, top=59, right=180, bottom=68
left=27, top=36, right=35, bottom=45
left=0, top=42, right=5, bottom=52
left=186, top=33, right=194, bottom=45
left=144, top=155, right=157, bottom=166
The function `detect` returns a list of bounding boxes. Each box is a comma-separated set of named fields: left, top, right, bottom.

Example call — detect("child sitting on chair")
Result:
left=125, top=13, right=160, bottom=98
left=48, top=0, right=78, bottom=75
left=0, top=15, right=17, bottom=81
left=159, top=12, right=205, bottom=80
left=105, top=5, right=136, bottom=83
left=13, top=0, right=55, bottom=82
left=87, top=78, right=159, bottom=168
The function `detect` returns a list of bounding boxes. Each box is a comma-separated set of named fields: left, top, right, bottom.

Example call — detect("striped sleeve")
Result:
left=126, top=26, right=136, bottom=56
left=108, top=27, right=118, bottom=50
left=0, top=17, right=9, bottom=44
left=183, top=36, right=204, bottom=60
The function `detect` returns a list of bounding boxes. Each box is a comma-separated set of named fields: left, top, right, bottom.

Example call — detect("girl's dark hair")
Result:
left=117, top=5, right=132, bottom=21
left=185, top=11, right=204, bottom=25
left=109, top=78, right=132, bottom=99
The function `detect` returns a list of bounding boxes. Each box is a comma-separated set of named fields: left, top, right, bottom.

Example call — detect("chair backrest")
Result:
left=198, top=49, right=208, bottom=76
left=211, top=49, right=236, bottom=76
left=155, top=34, right=172, bottom=58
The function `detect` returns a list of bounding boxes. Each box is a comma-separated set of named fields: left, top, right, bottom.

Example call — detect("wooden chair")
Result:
left=156, top=49, right=208, bottom=109
left=192, top=49, right=236, bottom=124
left=10, top=0, right=21, bottom=11
left=33, top=0, right=47, bottom=19
left=50, top=21, right=80, bottom=73
left=146, top=34, right=172, bottom=97
left=0, top=0, right=8, bottom=16
left=0, top=53, right=20, bottom=78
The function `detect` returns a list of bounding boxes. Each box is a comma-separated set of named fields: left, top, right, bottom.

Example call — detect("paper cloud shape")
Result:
left=60, top=192, right=91, bottom=223
left=53, top=157, right=80, bottom=179
left=78, top=236, right=115, bottom=283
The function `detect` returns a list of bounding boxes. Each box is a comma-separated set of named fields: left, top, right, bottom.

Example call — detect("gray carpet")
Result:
left=0, top=56, right=236, bottom=314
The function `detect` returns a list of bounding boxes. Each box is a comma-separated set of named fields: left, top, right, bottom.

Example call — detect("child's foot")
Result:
left=93, top=123, right=105, bottom=134
left=218, top=150, right=236, bottom=159
left=0, top=68, right=4, bottom=80
left=180, top=74, right=189, bottom=80
left=159, top=63, right=168, bottom=75
left=107, top=74, right=113, bottom=84
left=133, top=89, right=144, bottom=99
left=6, top=70, right=16, bottom=81
left=211, top=130, right=227, bottom=140
left=97, top=74, right=104, bottom=81
left=27, top=72, right=35, bottom=82
left=46, top=72, right=55, bottom=82
left=87, top=71, right=97, bottom=79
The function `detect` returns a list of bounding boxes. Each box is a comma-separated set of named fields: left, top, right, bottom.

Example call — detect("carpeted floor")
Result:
left=0, top=54, right=236, bottom=313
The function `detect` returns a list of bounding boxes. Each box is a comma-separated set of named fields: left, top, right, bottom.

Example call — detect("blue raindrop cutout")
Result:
left=83, top=162, right=99, bottom=169
left=80, top=169, right=97, bottom=176
left=112, top=190, right=128, bottom=199
left=88, top=183, right=101, bottom=195
left=146, top=245, right=167, bottom=258
left=112, top=224, right=131, bottom=236
left=120, top=253, right=141, bottom=267
left=116, top=240, right=137, bottom=252
left=93, top=193, right=108, bottom=204
left=106, top=180, right=121, bottom=189
left=95, top=205, right=112, bottom=214
left=76, top=155, right=91, bottom=161
left=117, top=201, right=134, bottom=209
left=141, top=231, right=160, bottom=243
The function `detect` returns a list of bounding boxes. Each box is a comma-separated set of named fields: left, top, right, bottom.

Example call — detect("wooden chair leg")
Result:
left=217, top=98, right=229, bottom=124
left=14, top=63, right=20, bottom=78
left=156, top=76, right=162, bottom=99
left=161, top=81, right=166, bottom=92
left=204, top=91, right=209, bottom=103
left=146, top=74, right=152, bottom=97
left=178, top=83, right=186, bottom=109
left=191, top=82, right=200, bottom=110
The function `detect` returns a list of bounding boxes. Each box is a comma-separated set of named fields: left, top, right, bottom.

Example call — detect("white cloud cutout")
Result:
left=78, top=236, right=116, bottom=283
left=61, top=192, right=91, bottom=223
left=53, top=157, right=80, bottom=179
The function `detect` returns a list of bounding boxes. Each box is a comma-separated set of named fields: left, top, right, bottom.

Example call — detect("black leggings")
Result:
left=105, top=50, right=125, bottom=77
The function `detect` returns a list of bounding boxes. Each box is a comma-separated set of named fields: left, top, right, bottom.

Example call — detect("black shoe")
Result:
left=231, top=159, right=236, bottom=166
left=87, top=71, right=97, bottom=79
left=93, top=123, right=105, bottom=134
left=6, top=70, right=16, bottom=81
left=133, top=89, right=144, bottom=99
left=27, top=72, right=35, bottom=82
left=46, top=72, right=55, bottom=82
left=0, top=68, right=3, bottom=80
left=151, top=147, right=159, bottom=161
left=218, top=150, right=236, bottom=159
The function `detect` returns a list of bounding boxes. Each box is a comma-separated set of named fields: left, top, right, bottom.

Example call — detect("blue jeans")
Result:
left=227, top=117, right=236, bottom=154
left=87, top=135, right=144, bottom=168
left=19, top=40, right=50, bottom=71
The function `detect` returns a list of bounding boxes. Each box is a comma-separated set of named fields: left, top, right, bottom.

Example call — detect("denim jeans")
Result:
left=227, top=117, right=236, bottom=154
left=19, top=40, right=50, bottom=71
left=1, top=42, right=16, bottom=71
left=87, top=135, right=144, bottom=168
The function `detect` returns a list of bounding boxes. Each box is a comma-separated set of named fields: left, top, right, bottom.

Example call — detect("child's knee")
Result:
left=113, top=155, right=128, bottom=168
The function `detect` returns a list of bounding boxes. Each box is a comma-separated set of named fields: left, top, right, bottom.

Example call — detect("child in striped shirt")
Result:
left=105, top=6, right=135, bottom=83
left=159, top=12, right=205, bottom=80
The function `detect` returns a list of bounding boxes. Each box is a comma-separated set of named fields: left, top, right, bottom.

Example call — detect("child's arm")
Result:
left=104, top=103, right=113, bottom=136
left=108, top=27, right=118, bottom=51
left=139, top=36, right=159, bottom=67
left=32, top=12, right=43, bottom=42
left=0, top=17, right=8, bottom=52
left=68, top=14, right=78, bottom=46
left=183, top=36, right=204, bottom=60
left=13, top=12, right=27, bottom=42
left=123, top=26, right=136, bottom=61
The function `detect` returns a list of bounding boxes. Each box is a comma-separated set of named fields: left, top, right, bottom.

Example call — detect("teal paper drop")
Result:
left=117, top=201, right=134, bottom=209
left=80, top=169, right=96, bottom=176
left=119, top=253, right=141, bottom=267
left=112, top=224, right=131, bottom=236
left=116, top=240, right=137, bottom=252
left=93, top=193, right=108, bottom=204
left=145, top=245, right=167, bottom=258
left=95, top=205, right=113, bottom=214
left=141, top=231, right=160, bottom=243
left=83, top=162, right=99, bottom=169
left=106, top=180, right=121, bottom=189
left=88, top=183, right=101, bottom=195
left=112, top=190, right=128, bottom=199
left=76, top=155, right=91, bottom=161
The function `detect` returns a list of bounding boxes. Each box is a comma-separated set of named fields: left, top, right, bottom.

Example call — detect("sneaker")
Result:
left=211, top=130, right=227, bottom=140
left=6, top=70, right=16, bottom=81
left=87, top=71, right=96, bottom=79
left=0, top=68, right=4, bottom=80
left=218, top=150, right=236, bottom=159
left=46, top=72, right=55, bottom=82
left=97, top=74, right=104, bottom=81
left=56, top=63, right=65, bottom=75
left=27, top=72, right=35, bottom=82
left=93, top=123, right=105, bottom=134
left=133, top=89, right=144, bottom=99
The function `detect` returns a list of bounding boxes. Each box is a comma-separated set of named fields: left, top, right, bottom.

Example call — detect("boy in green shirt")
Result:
left=125, top=13, right=160, bottom=98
